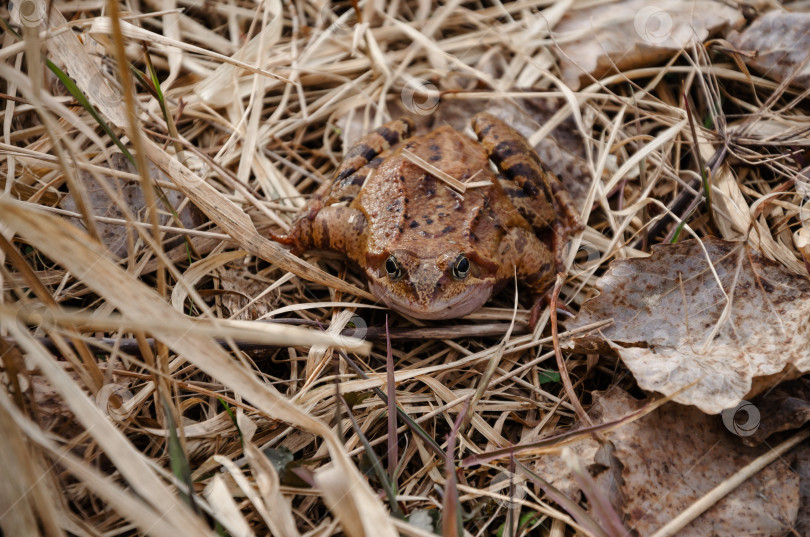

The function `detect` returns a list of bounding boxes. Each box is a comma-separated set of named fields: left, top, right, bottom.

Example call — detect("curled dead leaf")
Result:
left=566, top=237, right=810, bottom=414
left=729, top=10, right=810, bottom=89
left=554, top=0, right=743, bottom=90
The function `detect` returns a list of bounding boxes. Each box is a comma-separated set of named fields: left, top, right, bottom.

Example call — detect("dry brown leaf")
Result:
left=554, top=0, right=743, bottom=89
left=566, top=237, right=810, bottom=414
left=62, top=153, right=196, bottom=258
left=729, top=10, right=810, bottom=89
left=534, top=387, right=800, bottom=536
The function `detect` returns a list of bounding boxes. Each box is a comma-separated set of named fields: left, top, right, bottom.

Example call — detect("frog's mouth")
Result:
left=368, top=278, right=494, bottom=320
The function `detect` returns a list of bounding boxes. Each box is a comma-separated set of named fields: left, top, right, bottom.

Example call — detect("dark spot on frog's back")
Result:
left=409, top=220, right=420, bottom=228
left=336, top=167, right=357, bottom=181
left=505, top=161, right=533, bottom=180
left=441, top=226, right=454, bottom=234
left=424, top=217, right=434, bottom=224
left=429, top=155, right=441, bottom=162
left=367, top=157, right=383, bottom=169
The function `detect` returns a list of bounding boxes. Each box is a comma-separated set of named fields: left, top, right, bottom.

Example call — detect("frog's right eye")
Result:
left=385, top=255, right=403, bottom=280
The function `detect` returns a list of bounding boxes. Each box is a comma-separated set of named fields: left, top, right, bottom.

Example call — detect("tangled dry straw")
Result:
left=1, top=1, right=808, bottom=536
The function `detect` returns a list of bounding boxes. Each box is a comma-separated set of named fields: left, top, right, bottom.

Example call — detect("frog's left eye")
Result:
left=385, top=255, right=403, bottom=280
left=452, top=254, right=470, bottom=280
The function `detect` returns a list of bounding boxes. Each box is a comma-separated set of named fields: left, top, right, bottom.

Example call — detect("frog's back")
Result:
left=352, top=126, right=524, bottom=261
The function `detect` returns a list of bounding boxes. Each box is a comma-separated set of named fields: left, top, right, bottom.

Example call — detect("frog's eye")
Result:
left=452, top=254, right=470, bottom=280
left=385, top=255, right=403, bottom=280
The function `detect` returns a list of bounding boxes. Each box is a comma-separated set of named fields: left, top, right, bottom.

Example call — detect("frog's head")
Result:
left=366, top=248, right=496, bottom=320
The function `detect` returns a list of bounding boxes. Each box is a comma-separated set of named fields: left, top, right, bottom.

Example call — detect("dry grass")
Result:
left=1, top=1, right=808, bottom=536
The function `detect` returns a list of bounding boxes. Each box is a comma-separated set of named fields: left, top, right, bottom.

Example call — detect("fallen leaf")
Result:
left=533, top=387, right=800, bottom=536
left=62, top=153, right=197, bottom=258
left=554, top=0, right=743, bottom=90
left=729, top=10, right=810, bottom=89
left=566, top=237, right=810, bottom=414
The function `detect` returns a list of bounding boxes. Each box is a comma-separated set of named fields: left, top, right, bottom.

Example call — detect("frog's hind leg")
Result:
left=472, top=113, right=583, bottom=237
left=473, top=112, right=583, bottom=278
left=324, top=117, right=414, bottom=204
left=498, top=178, right=554, bottom=238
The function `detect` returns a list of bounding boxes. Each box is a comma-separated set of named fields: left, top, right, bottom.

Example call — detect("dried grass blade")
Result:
left=242, top=443, right=302, bottom=537
left=462, top=383, right=694, bottom=466
left=89, top=18, right=294, bottom=85
left=402, top=149, right=467, bottom=194
left=385, top=316, right=398, bottom=480
left=3, top=322, right=212, bottom=534
left=339, top=351, right=444, bottom=457
left=22, top=0, right=127, bottom=125
left=203, top=475, right=255, bottom=537
left=441, top=400, right=468, bottom=537
left=562, top=449, right=627, bottom=536
left=339, top=393, right=402, bottom=518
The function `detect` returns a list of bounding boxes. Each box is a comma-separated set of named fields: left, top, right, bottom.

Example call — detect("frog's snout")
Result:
left=367, top=257, right=493, bottom=320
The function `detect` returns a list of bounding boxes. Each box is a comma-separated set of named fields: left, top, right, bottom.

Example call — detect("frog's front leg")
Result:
left=278, top=205, right=367, bottom=262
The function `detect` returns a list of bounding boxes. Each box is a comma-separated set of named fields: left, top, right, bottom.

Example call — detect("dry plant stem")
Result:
left=385, top=316, right=398, bottom=480
left=550, top=273, right=591, bottom=425
left=442, top=399, right=468, bottom=537
left=106, top=0, right=174, bottom=412
left=684, top=93, right=718, bottom=236
left=648, top=426, right=810, bottom=537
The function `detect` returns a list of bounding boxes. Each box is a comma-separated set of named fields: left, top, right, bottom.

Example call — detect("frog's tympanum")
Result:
left=271, top=113, right=583, bottom=323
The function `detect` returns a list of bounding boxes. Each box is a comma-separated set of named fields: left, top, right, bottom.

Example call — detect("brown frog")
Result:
left=271, top=113, right=583, bottom=324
